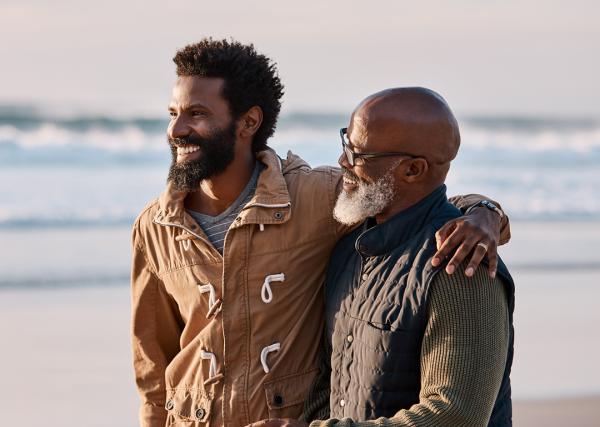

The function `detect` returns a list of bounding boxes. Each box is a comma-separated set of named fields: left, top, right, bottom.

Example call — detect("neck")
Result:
left=374, top=182, right=441, bottom=224
left=185, top=148, right=255, bottom=216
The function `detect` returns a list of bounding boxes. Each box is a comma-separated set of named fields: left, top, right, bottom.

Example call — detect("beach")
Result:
left=1, top=1, right=598, bottom=424
left=1, top=105, right=599, bottom=426
left=1, top=220, right=599, bottom=426
left=514, top=397, right=600, bottom=426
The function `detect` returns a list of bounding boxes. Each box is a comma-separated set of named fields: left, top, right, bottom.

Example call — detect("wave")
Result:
left=2, top=121, right=600, bottom=167
left=0, top=105, right=598, bottom=131
left=1, top=108, right=599, bottom=225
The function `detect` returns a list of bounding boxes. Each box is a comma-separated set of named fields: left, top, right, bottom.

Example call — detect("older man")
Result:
left=306, top=88, right=514, bottom=426
left=250, top=88, right=514, bottom=427
left=132, top=38, right=510, bottom=427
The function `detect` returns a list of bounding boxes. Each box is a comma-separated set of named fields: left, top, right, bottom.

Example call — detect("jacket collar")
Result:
left=355, top=185, right=450, bottom=257
left=154, top=148, right=293, bottom=227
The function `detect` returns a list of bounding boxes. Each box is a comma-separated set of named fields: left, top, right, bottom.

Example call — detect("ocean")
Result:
left=1, top=110, right=600, bottom=229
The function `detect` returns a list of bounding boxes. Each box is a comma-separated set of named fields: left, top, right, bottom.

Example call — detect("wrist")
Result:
left=465, top=200, right=504, bottom=219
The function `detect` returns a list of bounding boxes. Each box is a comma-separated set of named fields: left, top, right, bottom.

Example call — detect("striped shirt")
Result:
left=187, top=162, right=262, bottom=254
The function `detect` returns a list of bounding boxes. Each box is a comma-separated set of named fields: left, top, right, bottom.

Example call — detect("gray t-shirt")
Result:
left=187, top=162, right=261, bottom=254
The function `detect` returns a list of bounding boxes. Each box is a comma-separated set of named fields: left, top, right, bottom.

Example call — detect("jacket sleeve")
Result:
left=448, top=193, right=511, bottom=245
left=309, top=267, right=509, bottom=427
left=131, top=222, right=183, bottom=427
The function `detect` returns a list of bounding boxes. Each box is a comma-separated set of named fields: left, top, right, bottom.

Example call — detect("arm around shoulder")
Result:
left=448, top=193, right=511, bottom=245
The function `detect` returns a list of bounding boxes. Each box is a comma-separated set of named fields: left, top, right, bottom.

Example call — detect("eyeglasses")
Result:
left=340, top=127, right=422, bottom=167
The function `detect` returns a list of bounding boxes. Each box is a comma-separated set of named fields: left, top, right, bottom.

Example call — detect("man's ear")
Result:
left=238, top=106, right=263, bottom=138
left=403, top=158, right=429, bottom=183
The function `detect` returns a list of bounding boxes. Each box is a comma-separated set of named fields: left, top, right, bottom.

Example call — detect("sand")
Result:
left=514, top=396, right=600, bottom=426
left=0, top=220, right=599, bottom=426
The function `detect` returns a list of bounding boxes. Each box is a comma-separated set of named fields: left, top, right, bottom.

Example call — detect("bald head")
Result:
left=350, top=87, right=460, bottom=165
left=336, top=87, right=462, bottom=224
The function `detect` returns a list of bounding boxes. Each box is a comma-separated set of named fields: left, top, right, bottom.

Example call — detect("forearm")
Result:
left=449, top=193, right=511, bottom=245
left=302, top=333, right=333, bottom=422
left=302, top=378, right=331, bottom=422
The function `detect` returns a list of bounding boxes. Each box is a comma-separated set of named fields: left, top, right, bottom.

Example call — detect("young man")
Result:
left=131, top=40, right=510, bottom=427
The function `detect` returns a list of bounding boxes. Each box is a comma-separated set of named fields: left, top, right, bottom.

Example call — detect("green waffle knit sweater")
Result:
left=303, top=266, right=510, bottom=427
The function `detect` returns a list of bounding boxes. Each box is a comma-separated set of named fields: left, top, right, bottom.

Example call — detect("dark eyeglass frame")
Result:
left=340, top=127, right=422, bottom=166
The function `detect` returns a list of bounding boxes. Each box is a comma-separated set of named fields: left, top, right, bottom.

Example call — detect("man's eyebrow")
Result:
left=168, top=102, right=211, bottom=111
left=187, top=103, right=211, bottom=110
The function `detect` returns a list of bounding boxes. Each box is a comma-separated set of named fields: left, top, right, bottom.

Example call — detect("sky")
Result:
left=0, top=0, right=598, bottom=118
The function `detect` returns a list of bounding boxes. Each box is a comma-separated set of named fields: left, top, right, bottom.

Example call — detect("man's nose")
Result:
left=338, top=152, right=351, bottom=169
left=168, top=115, right=191, bottom=140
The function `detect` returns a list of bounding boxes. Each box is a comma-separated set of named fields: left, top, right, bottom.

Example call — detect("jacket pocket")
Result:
left=263, top=368, right=318, bottom=419
left=165, top=388, right=212, bottom=426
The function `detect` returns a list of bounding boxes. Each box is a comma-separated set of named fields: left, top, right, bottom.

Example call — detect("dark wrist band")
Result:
left=465, top=200, right=504, bottom=219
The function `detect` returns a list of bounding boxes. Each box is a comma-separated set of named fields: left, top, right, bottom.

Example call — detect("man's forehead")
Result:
left=170, top=76, right=225, bottom=107
left=348, top=113, right=369, bottom=144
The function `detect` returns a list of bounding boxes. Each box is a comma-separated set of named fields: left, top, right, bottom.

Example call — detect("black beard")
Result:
left=167, top=122, right=237, bottom=191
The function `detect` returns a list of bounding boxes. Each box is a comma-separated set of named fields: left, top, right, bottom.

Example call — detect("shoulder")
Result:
left=131, top=198, right=160, bottom=247
left=428, top=265, right=509, bottom=318
left=279, top=149, right=339, bottom=182
left=279, top=150, right=342, bottom=214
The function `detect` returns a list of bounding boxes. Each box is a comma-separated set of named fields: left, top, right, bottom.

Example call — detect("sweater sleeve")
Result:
left=309, top=266, right=509, bottom=427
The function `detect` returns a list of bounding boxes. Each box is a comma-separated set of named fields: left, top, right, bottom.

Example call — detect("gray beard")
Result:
left=333, top=172, right=396, bottom=226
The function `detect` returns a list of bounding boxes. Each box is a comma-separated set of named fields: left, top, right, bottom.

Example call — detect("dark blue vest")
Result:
left=325, top=185, right=514, bottom=426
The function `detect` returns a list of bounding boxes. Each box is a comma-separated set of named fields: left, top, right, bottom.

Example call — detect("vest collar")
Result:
left=355, top=185, right=449, bottom=257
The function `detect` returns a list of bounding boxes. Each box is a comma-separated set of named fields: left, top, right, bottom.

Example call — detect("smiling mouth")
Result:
left=343, top=176, right=358, bottom=186
left=176, top=144, right=201, bottom=155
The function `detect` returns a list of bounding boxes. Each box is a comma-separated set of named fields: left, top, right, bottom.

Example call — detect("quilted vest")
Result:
left=325, top=185, right=515, bottom=426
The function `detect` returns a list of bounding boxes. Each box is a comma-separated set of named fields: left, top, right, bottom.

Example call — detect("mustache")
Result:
left=341, top=166, right=360, bottom=181
left=168, top=134, right=206, bottom=147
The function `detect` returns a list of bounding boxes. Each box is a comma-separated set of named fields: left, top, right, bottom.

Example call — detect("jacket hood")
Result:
left=280, top=149, right=310, bottom=174
left=156, top=148, right=301, bottom=226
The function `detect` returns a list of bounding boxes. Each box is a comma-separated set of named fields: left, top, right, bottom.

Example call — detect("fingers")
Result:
left=464, top=243, right=489, bottom=277
left=432, top=216, right=502, bottom=277
left=432, top=220, right=459, bottom=266
left=435, top=221, right=455, bottom=248
left=487, top=242, right=499, bottom=278
left=445, top=240, right=478, bottom=275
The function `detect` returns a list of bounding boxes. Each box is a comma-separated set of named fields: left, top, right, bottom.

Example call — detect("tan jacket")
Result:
left=131, top=148, right=509, bottom=427
left=131, top=149, right=344, bottom=427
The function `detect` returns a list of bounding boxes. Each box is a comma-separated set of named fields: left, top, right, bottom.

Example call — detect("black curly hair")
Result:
left=173, top=38, right=284, bottom=153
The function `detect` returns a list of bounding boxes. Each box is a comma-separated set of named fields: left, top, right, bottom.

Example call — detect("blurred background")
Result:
left=0, top=1, right=599, bottom=426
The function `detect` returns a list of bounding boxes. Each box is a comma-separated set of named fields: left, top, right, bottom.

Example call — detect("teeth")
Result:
left=343, top=177, right=357, bottom=185
left=177, top=145, right=200, bottom=155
